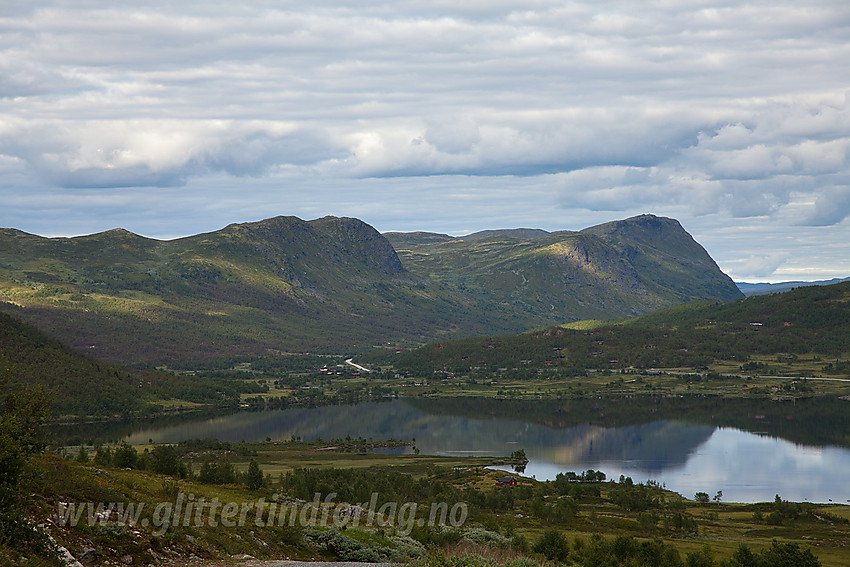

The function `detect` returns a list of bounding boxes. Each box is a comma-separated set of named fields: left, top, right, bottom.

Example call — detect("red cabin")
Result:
left=496, top=476, right=517, bottom=487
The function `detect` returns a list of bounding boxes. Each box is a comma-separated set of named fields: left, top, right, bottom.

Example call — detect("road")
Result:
left=344, top=358, right=371, bottom=373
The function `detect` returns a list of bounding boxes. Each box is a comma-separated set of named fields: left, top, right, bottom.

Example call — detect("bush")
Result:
left=461, top=527, right=510, bottom=548
left=757, top=540, right=821, bottom=567
left=533, top=528, right=570, bottom=562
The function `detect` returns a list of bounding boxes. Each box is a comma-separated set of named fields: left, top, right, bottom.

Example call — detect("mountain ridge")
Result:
left=736, top=277, right=850, bottom=296
left=1, top=214, right=742, bottom=364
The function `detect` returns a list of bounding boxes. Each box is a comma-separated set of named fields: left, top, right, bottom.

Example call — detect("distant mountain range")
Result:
left=0, top=214, right=742, bottom=364
left=736, top=277, right=850, bottom=296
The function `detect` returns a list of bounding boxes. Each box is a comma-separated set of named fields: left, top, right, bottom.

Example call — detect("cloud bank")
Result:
left=2, top=0, right=849, bottom=280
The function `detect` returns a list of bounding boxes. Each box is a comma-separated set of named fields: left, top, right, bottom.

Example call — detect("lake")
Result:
left=104, top=397, right=850, bottom=504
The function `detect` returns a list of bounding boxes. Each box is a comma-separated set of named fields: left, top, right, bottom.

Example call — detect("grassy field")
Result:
left=235, top=356, right=850, bottom=404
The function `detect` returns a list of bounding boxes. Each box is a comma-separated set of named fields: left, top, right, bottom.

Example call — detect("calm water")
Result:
left=113, top=398, right=850, bottom=504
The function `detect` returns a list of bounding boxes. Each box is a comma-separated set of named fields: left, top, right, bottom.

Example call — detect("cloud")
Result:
left=804, top=188, right=850, bottom=226
left=730, top=253, right=790, bottom=279
left=0, top=119, right=345, bottom=188
left=2, top=0, right=850, bottom=279
left=424, top=117, right=481, bottom=154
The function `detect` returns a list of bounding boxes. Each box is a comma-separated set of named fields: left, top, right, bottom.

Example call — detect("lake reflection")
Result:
left=119, top=399, right=850, bottom=504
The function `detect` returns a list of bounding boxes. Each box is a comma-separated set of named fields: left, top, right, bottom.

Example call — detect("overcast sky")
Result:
left=2, top=1, right=849, bottom=282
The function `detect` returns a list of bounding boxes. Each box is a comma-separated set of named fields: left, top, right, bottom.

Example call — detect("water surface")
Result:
left=110, top=398, right=850, bottom=504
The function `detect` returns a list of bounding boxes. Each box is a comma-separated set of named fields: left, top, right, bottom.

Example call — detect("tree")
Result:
left=217, top=456, right=235, bottom=484
left=150, top=445, right=186, bottom=478
left=694, top=491, right=710, bottom=504
left=533, top=528, right=570, bottom=562
left=198, top=459, right=217, bottom=484
left=730, top=544, right=758, bottom=567
left=686, top=544, right=714, bottom=567
left=112, top=442, right=139, bottom=469
left=0, top=372, right=50, bottom=546
left=757, top=540, right=821, bottom=567
left=510, top=448, right=527, bottom=462
left=199, top=456, right=236, bottom=485
left=75, top=445, right=90, bottom=463
left=246, top=458, right=264, bottom=490
left=93, top=443, right=112, bottom=466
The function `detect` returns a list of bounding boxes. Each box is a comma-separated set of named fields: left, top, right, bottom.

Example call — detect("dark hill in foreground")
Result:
left=0, top=311, right=261, bottom=417
left=1, top=214, right=740, bottom=364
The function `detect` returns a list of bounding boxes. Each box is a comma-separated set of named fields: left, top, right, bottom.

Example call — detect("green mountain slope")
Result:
left=1, top=214, right=741, bottom=364
left=395, top=281, right=850, bottom=374
left=386, top=214, right=742, bottom=323
left=580, top=215, right=740, bottom=303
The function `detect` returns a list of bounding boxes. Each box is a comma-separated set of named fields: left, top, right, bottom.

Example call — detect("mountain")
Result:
left=0, top=216, right=491, bottom=362
left=579, top=215, right=741, bottom=303
left=736, top=277, right=850, bottom=296
left=386, top=214, right=742, bottom=324
left=0, top=214, right=741, bottom=364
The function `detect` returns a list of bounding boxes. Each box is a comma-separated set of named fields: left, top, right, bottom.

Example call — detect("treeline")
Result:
left=145, top=353, right=342, bottom=375
left=277, top=468, right=823, bottom=566
left=78, top=439, right=266, bottom=490
left=48, top=436, right=829, bottom=566
left=70, top=438, right=703, bottom=538
left=279, top=466, right=465, bottom=507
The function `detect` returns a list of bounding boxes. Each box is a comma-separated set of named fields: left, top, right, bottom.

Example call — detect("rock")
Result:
left=120, top=555, right=133, bottom=565
left=78, top=548, right=97, bottom=564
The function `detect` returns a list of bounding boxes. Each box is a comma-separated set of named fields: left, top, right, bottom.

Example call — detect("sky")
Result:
left=2, top=1, right=849, bottom=282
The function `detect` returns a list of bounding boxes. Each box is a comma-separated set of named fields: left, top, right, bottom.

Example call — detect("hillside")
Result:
left=394, top=281, right=850, bottom=375
left=0, top=310, right=147, bottom=416
left=1, top=214, right=741, bottom=364
left=0, top=311, right=263, bottom=416
left=0, top=216, right=490, bottom=363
